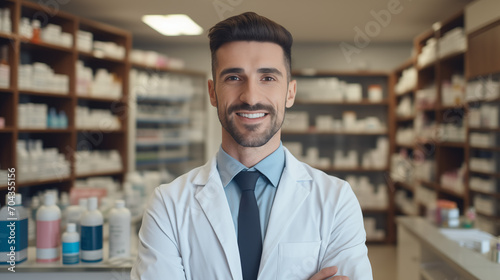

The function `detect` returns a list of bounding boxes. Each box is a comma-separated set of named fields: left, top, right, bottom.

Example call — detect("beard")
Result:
left=217, top=101, right=285, bottom=148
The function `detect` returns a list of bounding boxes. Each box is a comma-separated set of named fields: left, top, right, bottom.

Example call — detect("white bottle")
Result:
left=58, top=192, right=70, bottom=229
left=80, top=197, right=103, bottom=263
left=28, top=196, right=40, bottom=246
left=108, top=200, right=131, bottom=259
left=2, top=8, right=11, bottom=34
left=36, top=192, right=61, bottom=263
left=62, top=223, right=80, bottom=265
left=65, top=198, right=87, bottom=234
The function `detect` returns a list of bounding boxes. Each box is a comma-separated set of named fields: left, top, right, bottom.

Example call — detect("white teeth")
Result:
left=238, top=113, right=265, bottom=119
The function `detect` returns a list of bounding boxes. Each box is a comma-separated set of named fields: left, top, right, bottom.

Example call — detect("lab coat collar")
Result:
left=193, top=147, right=313, bottom=280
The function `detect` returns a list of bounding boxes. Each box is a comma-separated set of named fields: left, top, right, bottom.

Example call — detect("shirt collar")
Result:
left=216, top=143, right=285, bottom=188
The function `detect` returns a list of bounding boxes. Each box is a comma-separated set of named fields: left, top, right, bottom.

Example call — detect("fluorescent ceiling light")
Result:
left=142, top=14, right=203, bottom=36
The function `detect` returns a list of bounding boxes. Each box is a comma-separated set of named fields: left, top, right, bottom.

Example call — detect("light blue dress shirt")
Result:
left=216, top=143, right=285, bottom=240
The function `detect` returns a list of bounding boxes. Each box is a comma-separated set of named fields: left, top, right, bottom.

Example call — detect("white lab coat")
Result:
left=131, top=148, right=373, bottom=280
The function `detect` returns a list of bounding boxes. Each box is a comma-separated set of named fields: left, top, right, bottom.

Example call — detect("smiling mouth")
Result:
left=236, top=113, right=267, bottom=119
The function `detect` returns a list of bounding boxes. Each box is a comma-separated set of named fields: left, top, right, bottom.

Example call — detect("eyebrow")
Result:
left=218, top=67, right=284, bottom=80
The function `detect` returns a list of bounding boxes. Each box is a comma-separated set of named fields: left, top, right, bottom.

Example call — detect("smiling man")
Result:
left=131, top=12, right=373, bottom=280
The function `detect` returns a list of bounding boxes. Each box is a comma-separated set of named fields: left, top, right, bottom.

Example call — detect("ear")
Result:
left=208, top=79, right=217, bottom=107
left=285, top=79, right=297, bottom=108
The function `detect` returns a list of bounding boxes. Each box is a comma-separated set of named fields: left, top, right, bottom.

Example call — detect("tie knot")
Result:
left=234, top=171, right=260, bottom=192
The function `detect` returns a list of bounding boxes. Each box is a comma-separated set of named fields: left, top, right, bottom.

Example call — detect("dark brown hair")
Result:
left=208, top=12, right=293, bottom=81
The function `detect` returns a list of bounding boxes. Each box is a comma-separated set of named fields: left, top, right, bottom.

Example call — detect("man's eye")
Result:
left=262, top=76, right=275, bottom=81
left=226, top=76, right=240, bottom=81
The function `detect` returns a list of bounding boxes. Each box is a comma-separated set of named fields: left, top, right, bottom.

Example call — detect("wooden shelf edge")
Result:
left=282, top=130, right=388, bottom=135
left=75, top=170, right=124, bottom=179
left=131, top=63, right=205, bottom=76
left=77, top=95, right=125, bottom=103
left=292, top=70, right=390, bottom=77
left=20, top=39, right=73, bottom=53
left=18, top=128, right=72, bottom=133
left=19, top=90, right=72, bottom=98
left=15, top=177, right=72, bottom=188
left=78, top=50, right=126, bottom=64
left=294, top=99, right=389, bottom=106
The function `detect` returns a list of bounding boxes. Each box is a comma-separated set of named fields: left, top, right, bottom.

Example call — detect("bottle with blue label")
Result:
left=62, top=223, right=79, bottom=264
left=80, top=197, right=103, bottom=263
left=0, top=193, right=29, bottom=264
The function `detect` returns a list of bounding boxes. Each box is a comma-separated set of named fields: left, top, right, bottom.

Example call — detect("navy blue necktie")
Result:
left=234, top=171, right=262, bottom=280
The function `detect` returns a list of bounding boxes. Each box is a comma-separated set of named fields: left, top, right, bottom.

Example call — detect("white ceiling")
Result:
left=43, top=0, right=473, bottom=47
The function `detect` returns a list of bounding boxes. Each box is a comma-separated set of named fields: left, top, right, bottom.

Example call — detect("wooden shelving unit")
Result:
left=0, top=0, right=131, bottom=203
left=390, top=10, right=500, bottom=236
left=283, top=71, right=395, bottom=243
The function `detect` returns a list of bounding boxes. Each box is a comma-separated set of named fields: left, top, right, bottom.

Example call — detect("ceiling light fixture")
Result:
left=142, top=14, right=203, bottom=36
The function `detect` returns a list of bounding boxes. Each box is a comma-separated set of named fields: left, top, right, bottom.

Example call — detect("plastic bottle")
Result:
left=31, top=19, right=41, bottom=43
left=65, top=198, right=87, bottom=234
left=36, top=192, right=61, bottom=263
left=80, top=197, right=103, bottom=263
left=0, top=194, right=29, bottom=264
left=2, top=8, right=11, bottom=34
left=29, top=196, right=40, bottom=245
left=62, top=223, right=80, bottom=265
left=58, top=192, right=70, bottom=229
left=108, top=200, right=131, bottom=259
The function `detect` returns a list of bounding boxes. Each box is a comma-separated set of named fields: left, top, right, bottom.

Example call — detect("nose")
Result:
left=239, top=80, right=261, bottom=106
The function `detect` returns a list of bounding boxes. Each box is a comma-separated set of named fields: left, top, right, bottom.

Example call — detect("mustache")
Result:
left=227, top=103, right=275, bottom=115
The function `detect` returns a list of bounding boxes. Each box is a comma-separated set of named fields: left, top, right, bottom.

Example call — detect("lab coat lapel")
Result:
left=194, top=159, right=242, bottom=280
left=259, top=148, right=312, bottom=274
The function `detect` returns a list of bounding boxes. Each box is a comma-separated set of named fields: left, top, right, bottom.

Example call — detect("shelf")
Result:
left=436, top=104, right=467, bottom=111
left=75, top=170, right=123, bottom=179
left=77, top=95, right=125, bottom=103
left=0, top=31, right=16, bottom=40
left=416, top=61, right=436, bottom=72
left=395, top=181, right=415, bottom=191
left=362, top=208, right=389, bottom=213
left=467, top=97, right=500, bottom=104
left=294, top=99, right=388, bottom=106
left=436, top=141, right=466, bottom=148
left=439, top=50, right=465, bottom=63
left=136, top=95, right=191, bottom=103
left=469, top=146, right=500, bottom=152
left=439, top=186, right=466, bottom=198
left=469, top=170, right=500, bottom=178
left=16, top=177, right=72, bottom=188
left=20, top=39, right=73, bottom=54
left=395, top=115, right=415, bottom=122
left=469, top=127, right=500, bottom=133
left=292, top=70, right=389, bottom=77
left=76, top=128, right=124, bottom=133
left=18, top=128, right=72, bottom=133
left=78, top=50, right=126, bottom=64
left=395, top=143, right=415, bottom=149
left=136, top=140, right=189, bottom=148
left=0, top=128, right=14, bottom=133
left=419, top=180, right=439, bottom=190
left=476, top=212, right=500, bottom=220
left=282, top=130, right=388, bottom=136
left=136, top=157, right=189, bottom=167
left=136, top=118, right=190, bottom=125
left=19, top=89, right=72, bottom=98
left=320, top=167, right=388, bottom=173
left=0, top=87, right=14, bottom=93
left=470, top=189, right=500, bottom=199
left=395, top=89, right=415, bottom=97
left=131, top=63, right=205, bottom=76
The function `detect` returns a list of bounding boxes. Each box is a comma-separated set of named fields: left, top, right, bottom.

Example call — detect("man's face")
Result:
left=208, top=41, right=296, bottom=148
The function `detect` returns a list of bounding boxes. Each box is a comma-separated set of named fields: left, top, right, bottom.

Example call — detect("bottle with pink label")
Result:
left=36, top=192, right=61, bottom=263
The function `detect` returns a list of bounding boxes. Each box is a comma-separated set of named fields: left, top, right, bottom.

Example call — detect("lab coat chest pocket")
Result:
left=277, top=241, right=321, bottom=280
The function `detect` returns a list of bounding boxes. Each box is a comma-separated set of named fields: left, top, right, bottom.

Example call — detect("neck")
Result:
left=221, top=131, right=281, bottom=168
